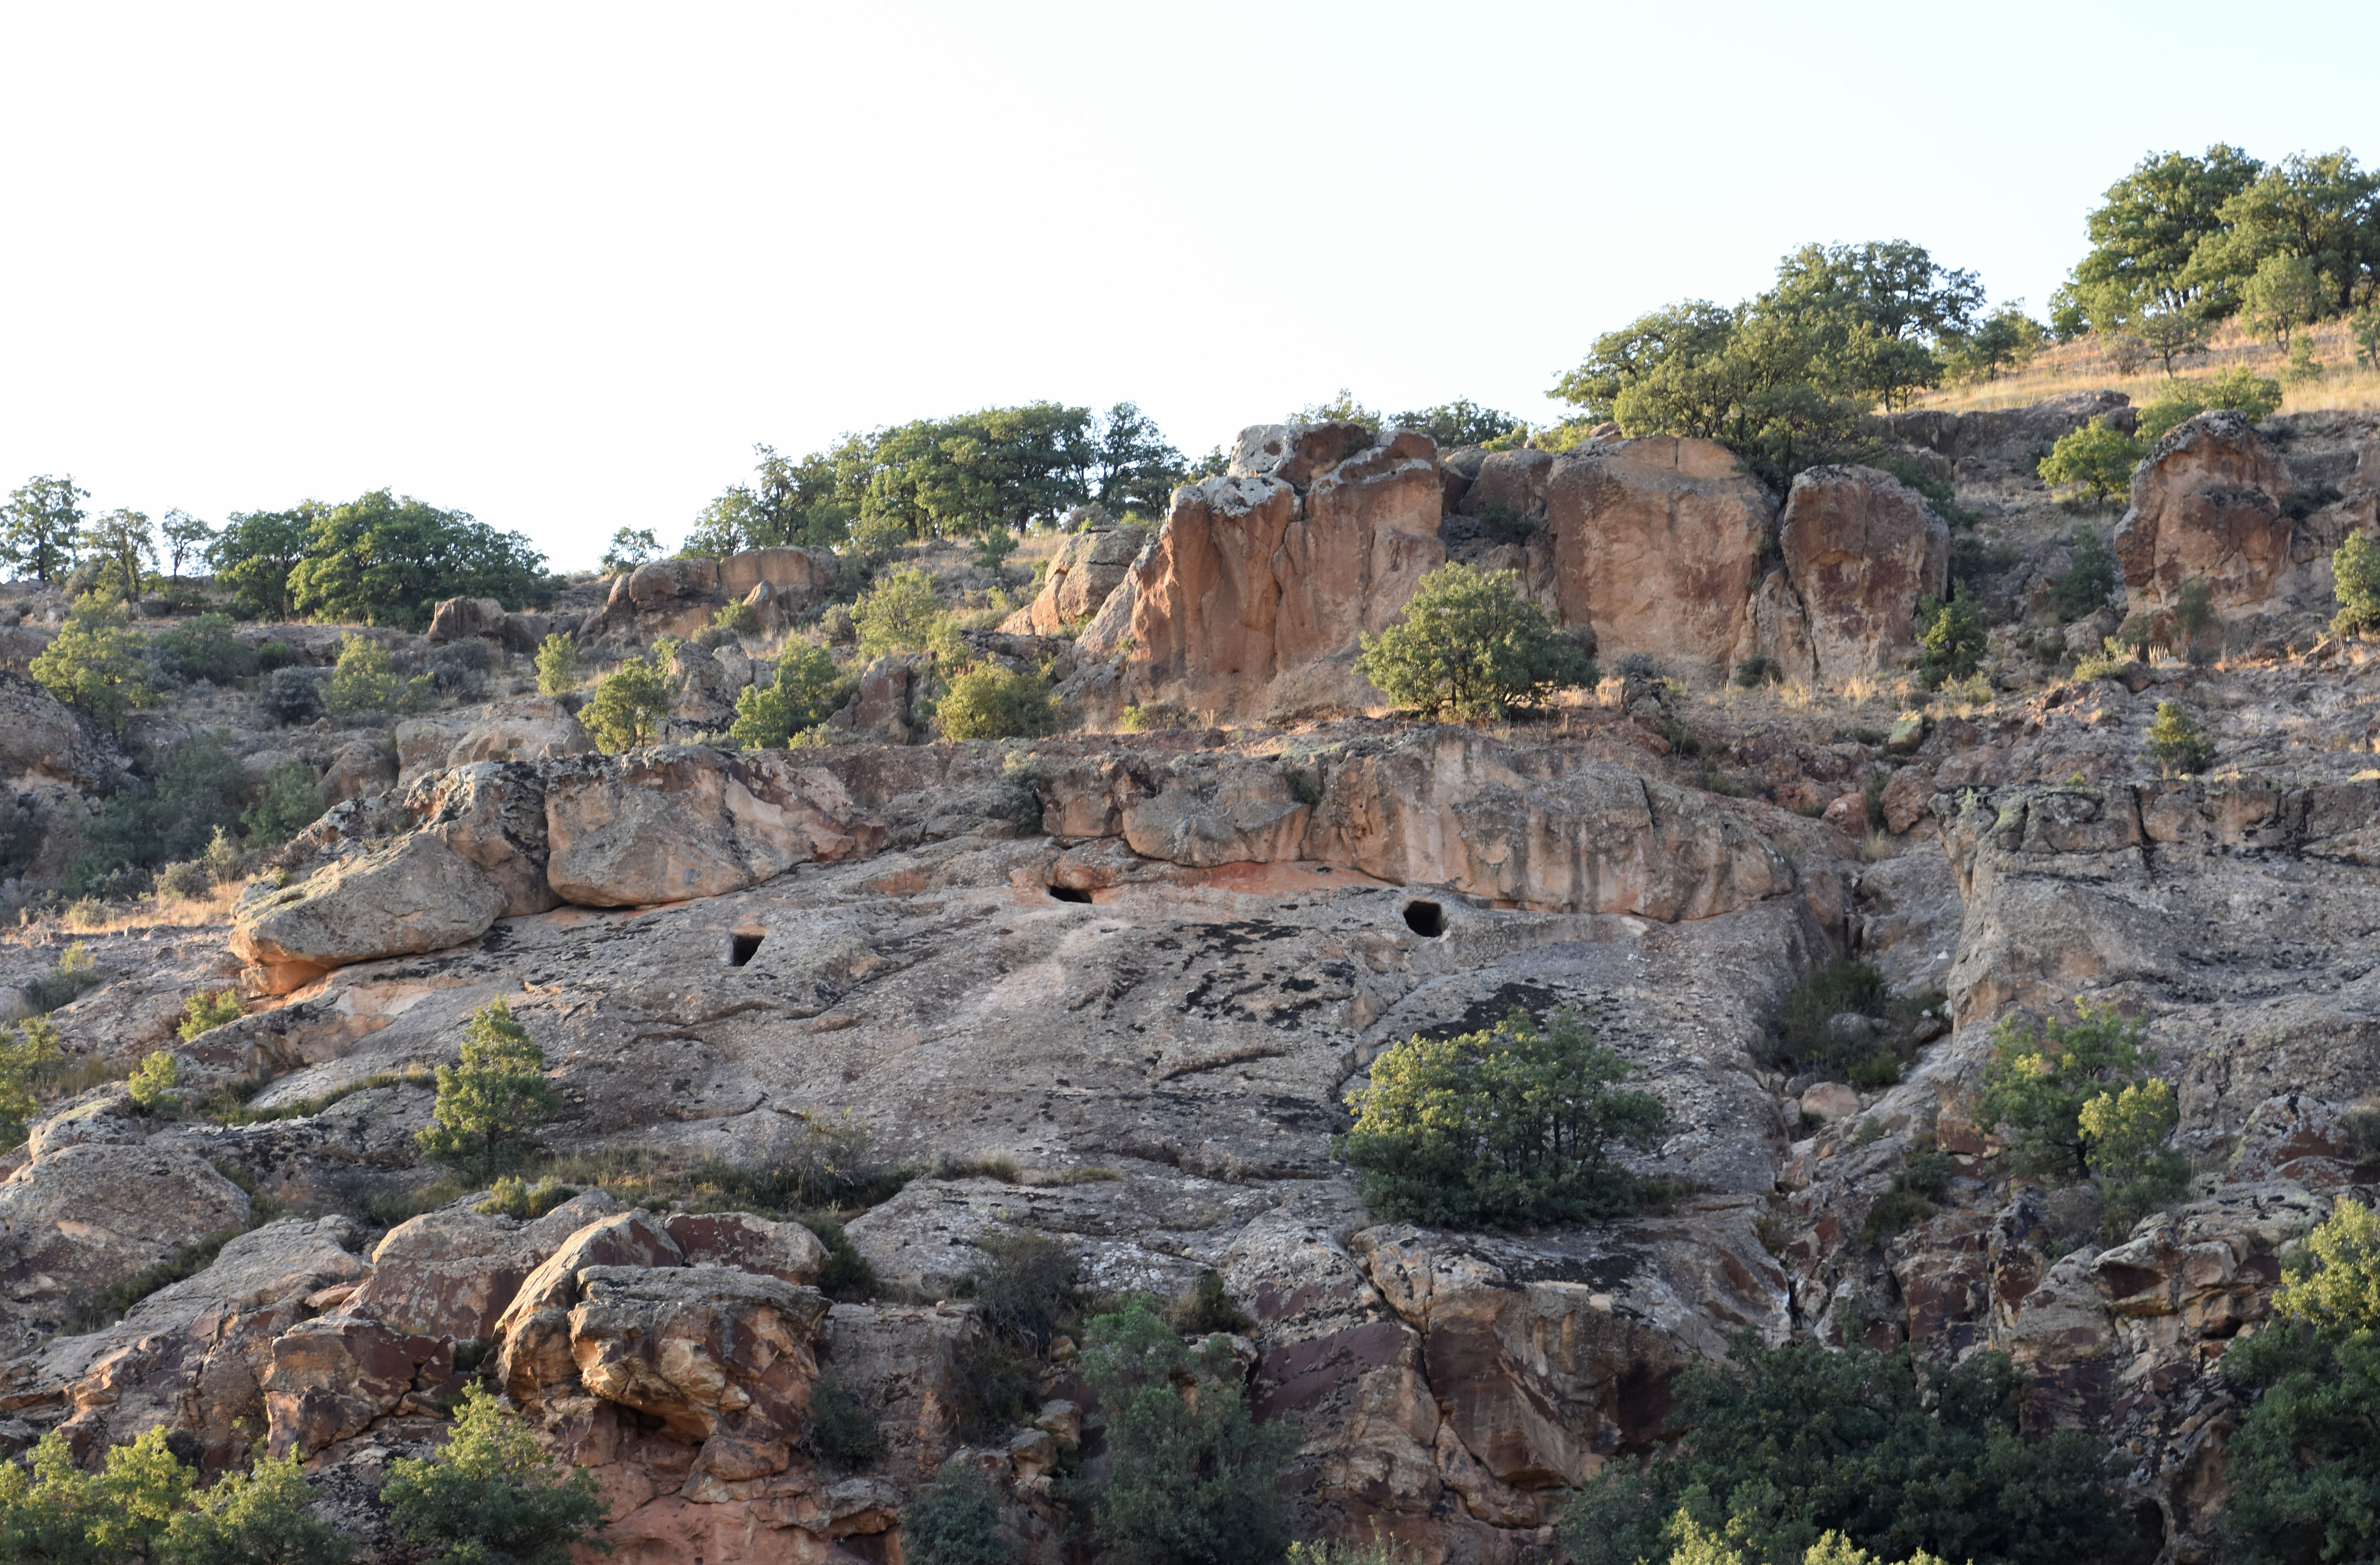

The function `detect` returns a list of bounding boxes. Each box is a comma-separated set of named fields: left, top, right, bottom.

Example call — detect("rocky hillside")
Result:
left=0, top=395, right=2374, bottom=1565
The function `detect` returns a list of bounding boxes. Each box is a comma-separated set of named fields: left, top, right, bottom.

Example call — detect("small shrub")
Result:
left=381, top=1386, right=607, bottom=1565
left=2056, top=527, right=2120, bottom=620
left=712, top=597, right=760, bottom=637
left=474, top=1174, right=579, bottom=1220
left=800, top=1217, right=880, bottom=1302
left=2036, top=418, right=2144, bottom=505
left=2079, top=1077, right=2190, bottom=1234
left=178, top=990, right=243, bottom=1041
left=1733, top=654, right=1777, bottom=687
left=202, top=824, right=246, bottom=884
left=1917, top=584, right=1986, bottom=688
left=128, top=1050, right=180, bottom=1111
left=163, top=1449, right=353, bottom=1564
left=425, top=637, right=492, bottom=697
left=63, top=896, right=106, bottom=930
left=581, top=647, right=673, bottom=753
left=730, top=645, right=852, bottom=748
left=326, top=635, right=430, bottom=715
left=964, top=1232, right=1081, bottom=1351
left=1337, top=1006, right=1667, bottom=1228
left=2331, top=532, right=2380, bottom=638
left=0, top=1018, right=62, bottom=1145
left=258, top=665, right=326, bottom=725
left=1357, top=562, right=1595, bottom=721
left=242, top=758, right=326, bottom=845
left=415, top=999, right=557, bottom=1179
left=936, top=663, right=1062, bottom=741
left=155, top=859, right=213, bottom=900
left=1118, top=701, right=1186, bottom=732
left=255, top=639, right=297, bottom=673
left=532, top=632, right=577, bottom=695
left=1169, top=1272, right=1252, bottom=1337
left=807, top=1376, right=886, bottom=1470
left=27, top=944, right=103, bottom=1013
left=853, top=564, right=951, bottom=658
left=899, top=1460, right=1011, bottom=1565
left=2144, top=700, right=2216, bottom=777
left=1764, top=959, right=1909, bottom=1080
left=951, top=1337, right=1042, bottom=1442
left=150, top=611, right=257, bottom=684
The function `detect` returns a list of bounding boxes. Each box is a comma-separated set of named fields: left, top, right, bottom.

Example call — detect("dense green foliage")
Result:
left=2056, top=528, right=2121, bottom=618
left=152, top=612, right=258, bottom=684
left=83, top=508, right=159, bottom=599
left=533, top=632, right=578, bottom=696
left=730, top=644, right=853, bottom=747
left=2, top=474, right=89, bottom=582
left=325, top=634, right=430, bottom=715
left=2037, top=421, right=2144, bottom=505
left=1080, top=1300, right=1297, bottom=1565
left=0, top=1425, right=351, bottom=1565
left=1356, top=562, right=1595, bottom=721
left=581, top=646, right=673, bottom=753
left=687, top=402, right=1187, bottom=554
left=31, top=595, right=153, bottom=733
left=2333, top=532, right=2380, bottom=636
left=935, top=662, right=1062, bottom=740
left=207, top=506, right=319, bottom=620
left=1562, top=1336, right=2128, bottom=1565
left=1389, top=398, right=1526, bottom=448
left=2144, top=699, right=2217, bottom=777
left=1973, top=1001, right=2184, bottom=1223
left=899, top=1460, right=1011, bottom=1565
left=416, top=1000, right=557, bottom=1178
left=74, top=732, right=250, bottom=890
left=2221, top=1197, right=2380, bottom=1565
left=1338, top=1006, right=1667, bottom=1228
left=0, top=1018, right=62, bottom=1146
left=1916, top=584, right=1987, bottom=688
left=852, top=564, right=953, bottom=659
left=282, top=490, right=547, bottom=630
left=382, top=1387, right=607, bottom=1565
left=1550, top=241, right=1989, bottom=481
left=1764, top=959, right=1918, bottom=1087
left=243, top=758, right=327, bottom=845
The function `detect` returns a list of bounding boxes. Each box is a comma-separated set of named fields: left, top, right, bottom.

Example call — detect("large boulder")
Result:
left=542, top=749, right=885, bottom=907
left=340, top=1192, right=626, bottom=1342
left=0, top=1144, right=252, bottom=1323
left=1005, top=521, right=1150, bottom=635
left=0, top=672, right=105, bottom=789
left=229, top=834, right=509, bottom=992
left=1121, top=426, right=1443, bottom=724
left=1542, top=436, right=1776, bottom=681
left=407, top=761, right=559, bottom=918
left=717, top=546, right=839, bottom=608
left=1301, top=728, right=1793, bottom=920
left=425, top=596, right=509, bottom=645
left=1772, top=465, right=1948, bottom=681
left=2112, top=411, right=2293, bottom=614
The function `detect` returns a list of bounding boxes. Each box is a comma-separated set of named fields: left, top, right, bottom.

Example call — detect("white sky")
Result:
left=3, top=1, right=2375, bottom=572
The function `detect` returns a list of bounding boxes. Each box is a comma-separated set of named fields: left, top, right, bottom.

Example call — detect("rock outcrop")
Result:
left=1118, top=424, right=1444, bottom=724
left=1765, top=466, right=1948, bottom=682
left=1003, top=518, right=1149, bottom=636
left=2113, top=412, right=2293, bottom=618
left=1541, top=436, right=1775, bottom=681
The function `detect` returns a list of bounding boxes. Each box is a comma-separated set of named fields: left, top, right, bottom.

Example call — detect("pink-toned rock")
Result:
left=1543, top=436, right=1775, bottom=681
left=2112, top=411, right=2292, bottom=613
left=261, top=1315, right=451, bottom=1457
left=662, top=1212, right=829, bottom=1285
left=1776, top=465, right=1948, bottom=680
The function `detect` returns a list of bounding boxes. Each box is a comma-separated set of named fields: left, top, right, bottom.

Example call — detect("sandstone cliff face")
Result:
left=1543, top=436, right=1776, bottom=682
left=1118, top=424, right=1444, bottom=724
left=2113, top=412, right=2295, bottom=618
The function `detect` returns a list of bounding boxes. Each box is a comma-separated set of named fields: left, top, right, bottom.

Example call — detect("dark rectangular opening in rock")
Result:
left=728, top=931, right=764, bottom=966
left=1048, top=885, right=1094, bottom=904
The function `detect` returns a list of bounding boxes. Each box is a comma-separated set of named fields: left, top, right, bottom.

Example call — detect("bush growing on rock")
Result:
left=1080, top=1299, right=1296, bottom=1565
left=1916, top=584, right=1986, bottom=688
left=581, top=645, right=672, bottom=753
left=128, top=1050, right=181, bottom=1111
left=2077, top=1077, right=2190, bottom=1234
left=2330, top=532, right=2380, bottom=637
left=1975, top=1000, right=2173, bottom=1190
left=806, top=1376, right=887, bottom=1471
left=2136, top=369, right=2283, bottom=442
left=1764, top=959, right=1926, bottom=1086
left=30, top=594, right=153, bottom=734
left=2038, top=419, right=2144, bottom=506
left=853, top=563, right=953, bottom=659
left=934, top=662, right=1062, bottom=741
left=382, top=1386, right=606, bottom=1565
left=178, top=990, right=243, bottom=1041
left=729, top=644, right=851, bottom=748
left=1561, top=1335, right=2127, bottom=1565
left=2144, top=699, right=2216, bottom=777
left=899, top=1459, right=1011, bottom=1565
left=241, top=758, right=326, bottom=845
left=1337, top=1006, right=1667, bottom=1228
left=1356, top=562, right=1596, bottom=722
left=0, top=1018, right=61, bottom=1146
left=2220, top=1196, right=2380, bottom=1565
left=532, top=632, right=577, bottom=695
left=162, top=1450, right=354, bottom=1565
left=73, top=732, right=250, bottom=891
left=326, top=634, right=430, bottom=715
left=416, top=999, right=557, bottom=1178
left=2055, top=527, right=2120, bottom=619
left=150, top=611, right=257, bottom=685
left=258, top=665, right=325, bottom=725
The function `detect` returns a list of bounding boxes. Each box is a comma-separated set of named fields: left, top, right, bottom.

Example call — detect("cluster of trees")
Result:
left=678, top=401, right=1197, bottom=558
left=1547, top=241, right=2024, bottom=483
left=2052, top=146, right=2380, bottom=361
left=0, top=1382, right=601, bottom=1564
left=1, top=480, right=549, bottom=631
